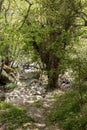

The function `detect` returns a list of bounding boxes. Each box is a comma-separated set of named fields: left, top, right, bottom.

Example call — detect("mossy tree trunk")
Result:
left=46, top=55, right=60, bottom=89
left=32, top=41, right=60, bottom=89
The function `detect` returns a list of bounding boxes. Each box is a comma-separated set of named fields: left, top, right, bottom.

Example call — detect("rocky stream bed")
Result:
left=0, top=64, right=72, bottom=130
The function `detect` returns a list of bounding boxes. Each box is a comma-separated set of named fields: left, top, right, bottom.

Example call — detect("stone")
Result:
left=0, top=124, right=6, bottom=130
left=36, top=95, right=43, bottom=100
left=23, top=123, right=32, bottom=127
left=34, top=123, right=46, bottom=128
left=14, top=128, right=22, bottom=130
left=58, top=71, right=73, bottom=89
left=5, top=63, right=47, bottom=105
left=5, top=84, right=46, bottom=104
left=20, top=69, right=40, bottom=80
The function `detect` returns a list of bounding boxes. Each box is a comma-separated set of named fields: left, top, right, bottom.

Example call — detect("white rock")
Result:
left=36, top=95, right=43, bottom=100
left=17, top=81, right=22, bottom=86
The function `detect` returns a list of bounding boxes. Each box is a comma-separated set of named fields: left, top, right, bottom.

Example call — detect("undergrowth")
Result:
left=7, top=83, right=17, bottom=91
left=47, top=89, right=87, bottom=130
left=0, top=102, right=34, bottom=130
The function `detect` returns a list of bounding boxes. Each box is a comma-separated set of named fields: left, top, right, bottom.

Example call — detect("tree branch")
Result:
left=19, top=0, right=32, bottom=29
left=68, top=0, right=87, bottom=23
left=3, top=0, right=11, bottom=23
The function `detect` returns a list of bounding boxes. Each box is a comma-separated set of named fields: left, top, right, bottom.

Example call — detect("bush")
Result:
left=47, top=89, right=87, bottom=130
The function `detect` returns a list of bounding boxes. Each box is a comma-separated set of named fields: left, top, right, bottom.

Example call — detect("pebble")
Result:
left=5, top=82, right=46, bottom=105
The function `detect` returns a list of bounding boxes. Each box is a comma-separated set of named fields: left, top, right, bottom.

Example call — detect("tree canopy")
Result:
left=0, top=0, right=87, bottom=88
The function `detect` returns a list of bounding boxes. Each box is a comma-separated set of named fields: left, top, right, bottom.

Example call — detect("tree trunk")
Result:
left=46, top=56, right=60, bottom=89
left=32, top=41, right=60, bottom=89
left=47, top=69, right=59, bottom=89
left=0, top=59, right=4, bottom=76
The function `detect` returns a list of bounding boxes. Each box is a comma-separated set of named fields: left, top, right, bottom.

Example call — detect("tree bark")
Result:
left=46, top=56, right=60, bottom=89
left=32, top=40, right=60, bottom=89
left=0, top=58, right=4, bottom=76
left=47, top=69, right=59, bottom=89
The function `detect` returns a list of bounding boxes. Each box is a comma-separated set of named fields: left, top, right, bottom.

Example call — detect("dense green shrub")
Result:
left=47, top=89, right=87, bottom=130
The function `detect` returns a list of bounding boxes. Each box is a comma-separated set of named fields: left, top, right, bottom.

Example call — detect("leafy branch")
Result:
left=19, top=0, right=32, bottom=29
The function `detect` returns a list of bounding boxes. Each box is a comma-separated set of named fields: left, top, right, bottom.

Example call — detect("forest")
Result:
left=0, top=0, right=87, bottom=130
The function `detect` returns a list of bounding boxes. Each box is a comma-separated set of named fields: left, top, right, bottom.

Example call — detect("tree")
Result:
left=22, top=0, right=87, bottom=89
left=0, top=0, right=87, bottom=89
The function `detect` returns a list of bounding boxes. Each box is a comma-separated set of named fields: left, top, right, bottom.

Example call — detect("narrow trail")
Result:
left=0, top=66, right=65, bottom=130
left=22, top=89, right=63, bottom=130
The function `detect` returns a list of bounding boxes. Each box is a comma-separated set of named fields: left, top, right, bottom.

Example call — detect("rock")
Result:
left=5, top=83, right=46, bottom=105
left=19, top=62, right=41, bottom=81
left=23, top=123, right=32, bottom=127
left=45, top=127, right=60, bottom=130
left=19, top=70, right=40, bottom=81
left=34, top=123, right=46, bottom=128
left=16, top=81, right=22, bottom=86
left=58, top=71, right=73, bottom=89
left=10, top=61, right=19, bottom=69
left=0, top=67, right=17, bottom=85
left=0, top=124, right=6, bottom=130
left=14, top=128, right=22, bottom=130
left=36, top=95, right=43, bottom=100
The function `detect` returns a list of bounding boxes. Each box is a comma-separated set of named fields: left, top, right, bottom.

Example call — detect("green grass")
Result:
left=7, top=83, right=17, bottom=91
left=34, top=100, right=42, bottom=108
left=46, top=89, right=87, bottom=130
left=0, top=102, right=34, bottom=130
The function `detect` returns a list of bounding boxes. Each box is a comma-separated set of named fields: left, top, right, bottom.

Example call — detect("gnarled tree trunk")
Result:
left=46, top=55, right=60, bottom=89
left=32, top=40, right=60, bottom=89
left=47, top=69, right=59, bottom=89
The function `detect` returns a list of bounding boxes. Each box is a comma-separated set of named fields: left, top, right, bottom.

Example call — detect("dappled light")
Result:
left=0, top=0, right=87, bottom=130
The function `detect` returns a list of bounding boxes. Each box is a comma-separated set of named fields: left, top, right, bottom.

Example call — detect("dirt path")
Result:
left=22, top=89, right=63, bottom=130
left=0, top=89, right=63, bottom=130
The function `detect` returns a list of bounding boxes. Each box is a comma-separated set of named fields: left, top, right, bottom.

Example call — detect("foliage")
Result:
left=0, top=1, right=87, bottom=129
left=6, top=83, right=17, bottom=91
left=0, top=102, right=34, bottom=130
left=47, top=89, right=87, bottom=130
left=0, top=0, right=87, bottom=88
left=34, top=100, right=42, bottom=108
left=21, top=0, right=87, bottom=88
